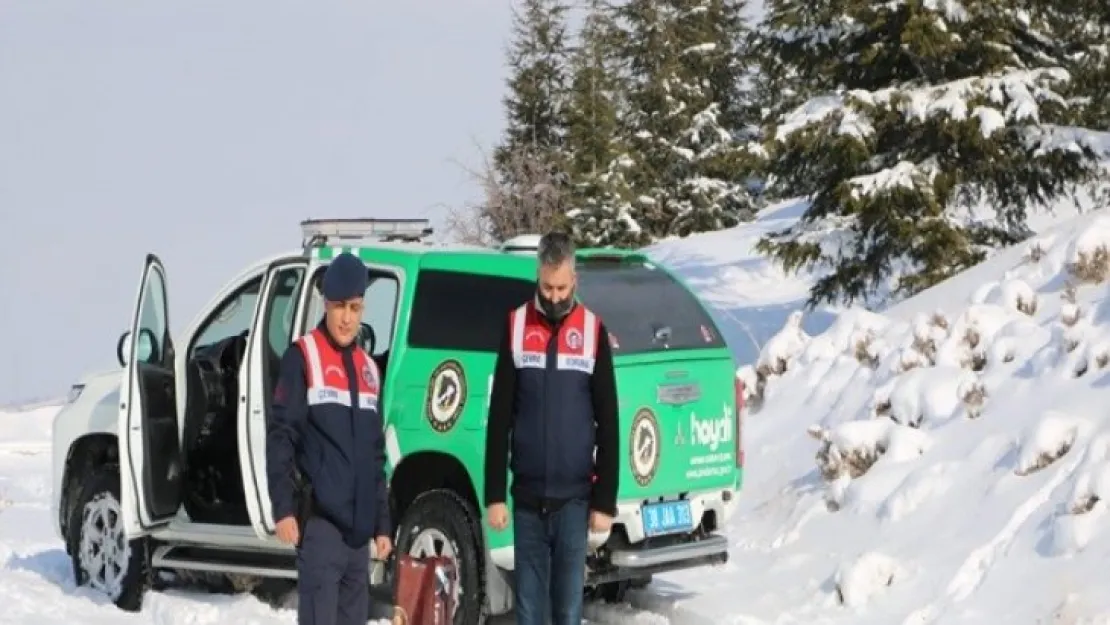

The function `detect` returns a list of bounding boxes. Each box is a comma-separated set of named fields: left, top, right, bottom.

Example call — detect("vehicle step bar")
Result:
left=152, top=544, right=298, bottom=579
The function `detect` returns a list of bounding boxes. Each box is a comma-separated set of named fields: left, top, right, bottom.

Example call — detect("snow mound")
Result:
left=723, top=207, right=1110, bottom=623
left=833, top=551, right=907, bottom=608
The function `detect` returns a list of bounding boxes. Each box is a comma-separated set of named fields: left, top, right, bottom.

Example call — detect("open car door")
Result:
left=118, top=254, right=184, bottom=537
left=241, top=258, right=309, bottom=540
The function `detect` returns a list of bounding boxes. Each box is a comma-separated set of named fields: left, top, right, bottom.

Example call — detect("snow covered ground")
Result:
left=9, top=201, right=1110, bottom=623
left=725, top=207, right=1110, bottom=624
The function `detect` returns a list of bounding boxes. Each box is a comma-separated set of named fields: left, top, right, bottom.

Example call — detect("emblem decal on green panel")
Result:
left=425, top=359, right=467, bottom=433
left=629, top=407, right=660, bottom=486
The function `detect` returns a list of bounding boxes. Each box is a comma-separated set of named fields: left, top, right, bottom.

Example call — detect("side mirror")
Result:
left=117, top=332, right=131, bottom=367
left=117, top=329, right=157, bottom=367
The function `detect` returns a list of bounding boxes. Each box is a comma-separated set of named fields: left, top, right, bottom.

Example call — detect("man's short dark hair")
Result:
left=537, top=231, right=575, bottom=268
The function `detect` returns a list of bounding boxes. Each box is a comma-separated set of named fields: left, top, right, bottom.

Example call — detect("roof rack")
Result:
left=300, top=218, right=434, bottom=248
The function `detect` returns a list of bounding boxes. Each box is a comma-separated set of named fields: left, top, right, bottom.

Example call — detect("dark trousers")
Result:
left=512, top=498, right=589, bottom=625
left=297, top=516, right=369, bottom=625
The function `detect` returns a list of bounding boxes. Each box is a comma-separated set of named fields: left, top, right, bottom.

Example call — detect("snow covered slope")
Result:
left=719, top=207, right=1110, bottom=623
left=646, top=191, right=1096, bottom=373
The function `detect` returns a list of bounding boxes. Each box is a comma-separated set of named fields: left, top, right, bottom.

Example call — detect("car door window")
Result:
left=259, top=265, right=307, bottom=393
left=265, top=266, right=307, bottom=355
left=137, top=266, right=170, bottom=365
left=304, top=269, right=399, bottom=357
left=407, top=269, right=534, bottom=352
left=191, top=276, right=263, bottom=355
left=362, top=277, right=398, bottom=355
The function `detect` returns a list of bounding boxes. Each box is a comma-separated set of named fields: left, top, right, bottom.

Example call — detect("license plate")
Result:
left=641, top=500, right=694, bottom=537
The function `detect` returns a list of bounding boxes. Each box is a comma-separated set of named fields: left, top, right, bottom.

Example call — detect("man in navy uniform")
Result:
left=484, top=231, right=620, bottom=625
left=267, top=251, right=393, bottom=625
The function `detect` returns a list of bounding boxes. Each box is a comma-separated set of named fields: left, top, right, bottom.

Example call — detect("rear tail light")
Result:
left=734, top=377, right=745, bottom=468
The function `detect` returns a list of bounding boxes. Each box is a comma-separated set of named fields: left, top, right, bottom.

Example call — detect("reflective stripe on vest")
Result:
left=509, top=301, right=600, bottom=373
left=297, top=328, right=381, bottom=410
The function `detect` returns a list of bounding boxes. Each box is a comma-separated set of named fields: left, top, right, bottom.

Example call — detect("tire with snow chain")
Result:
left=66, top=465, right=151, bottom=611
left=392, top=489, right=487, bottom=625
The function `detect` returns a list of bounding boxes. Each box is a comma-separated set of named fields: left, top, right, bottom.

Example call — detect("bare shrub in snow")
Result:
left=1015, top=414, right=1081, bottom=476
left=1064, top=331, right=1081, bottom=354
left=735, top=365, right=764, bottom=412
left=1060, top=282, right=1082, bottom=328
left=879, top=365, right=973, bottom=428
left=808, top=425, right=886, bottom=484
left=1016, top=439, right=1074, bottom=476
left=960, top=326, right=986, bottom=371
left=1069, top=493, right=1100, bottom=515
left=898, top=312, right=949, bottom=373
left=758, top=311, right=807, bottom=376
left=747, top=311, right=809, bottom=409
left=987, top=337, right=1016, bottom=365
left=1016, top=291, right=1037, bottom=316
left=1070, top=341, right=1110, bottom=379
left=910, top=327, right=938, bottom=366
left=895, top=348, right=927, bottom=373
left=1061, top=434, right=1110, bottom=521
left=961, top=324, right=980, bottom=350
left=854, top=332, right=880, bottom=369
left=1024, top=240, right=1046, bottom=264
left=1073, top=357, right=1089, bottom=378
left=928, top=311, right=949, bottom=331
left=1066, top=244, right=1110, bottom=285
left=744, top=365, right=772, bottom=411
left=833, top=552, right=904, bottom=608
left=958, top=377, right=987, bottom=419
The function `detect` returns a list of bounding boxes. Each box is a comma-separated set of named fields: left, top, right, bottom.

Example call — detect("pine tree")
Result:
left=669, top=0, right=762, bottom=234
left=755, top=0, right=1104, bottom=308
left=493, top=0, right=574, bottom=231
left=591, top=0, right=760, bottom=244
left=1031, top=0, right=1110, bottom=130
left=563, top=0, right=645, bottom=247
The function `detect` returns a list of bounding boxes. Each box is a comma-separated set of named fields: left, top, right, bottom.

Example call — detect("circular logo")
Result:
left=425, top=360, right=467, bottom=432
left=629, top=408, right=660, bottom=486
left=565, top=328, right=583, bottom=350
left=361, top=364, right=375, bottom=388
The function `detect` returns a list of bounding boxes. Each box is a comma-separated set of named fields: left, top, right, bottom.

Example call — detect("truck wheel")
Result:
left=393, top=489, right=487, bottom=625
left=65, top=465, right=151, bottom=611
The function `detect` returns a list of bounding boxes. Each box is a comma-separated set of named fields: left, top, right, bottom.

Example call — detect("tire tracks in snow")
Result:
left=902, top=452, right=1084, bottom=625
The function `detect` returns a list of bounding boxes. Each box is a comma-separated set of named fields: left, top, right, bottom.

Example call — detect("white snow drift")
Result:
left=734, top=208, right=1110, bottom=623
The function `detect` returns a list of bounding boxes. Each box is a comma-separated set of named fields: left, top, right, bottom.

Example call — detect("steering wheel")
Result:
left=358, top=322, right=376, bottom=355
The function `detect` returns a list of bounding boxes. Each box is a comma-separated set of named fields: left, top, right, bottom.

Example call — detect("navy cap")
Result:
left=322, top=252, right=368, bottom=302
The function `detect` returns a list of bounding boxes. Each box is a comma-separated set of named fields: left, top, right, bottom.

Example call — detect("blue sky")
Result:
left=0, top=1, right=514, bottom=403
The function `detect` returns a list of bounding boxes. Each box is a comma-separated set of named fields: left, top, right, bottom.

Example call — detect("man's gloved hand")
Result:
left=487, top=503, right=509, bottom=531
left=276, top=516, right=300, bottom=545
left=589, top=510, right=612, bottom=533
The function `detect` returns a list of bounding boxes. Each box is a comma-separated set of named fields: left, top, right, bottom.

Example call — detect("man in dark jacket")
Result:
left=266, top=251, right=393, bottom=625
left=484, top=231, right=620, bottom=625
